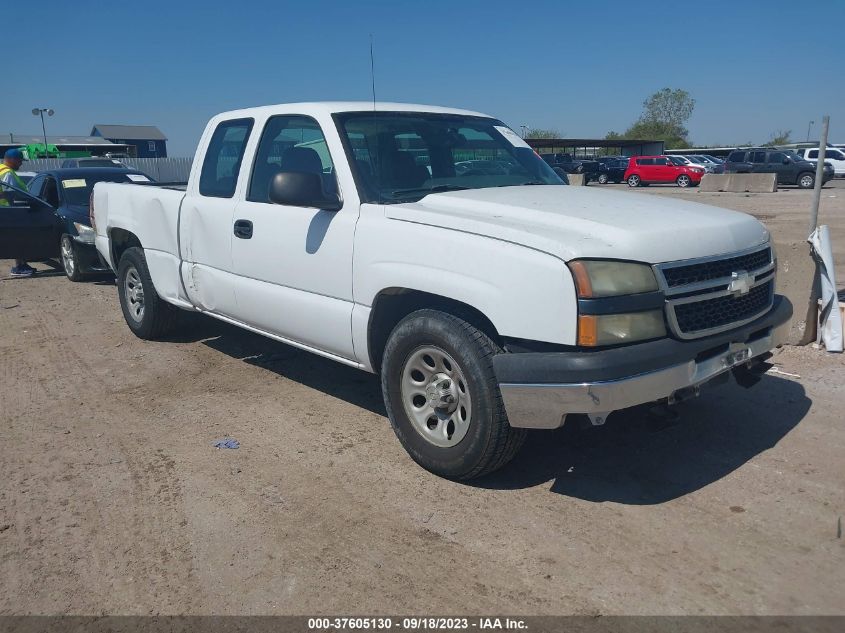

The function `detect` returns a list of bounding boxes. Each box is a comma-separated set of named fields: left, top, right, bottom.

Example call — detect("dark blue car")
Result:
left=0, top=168, right=152, bottom=280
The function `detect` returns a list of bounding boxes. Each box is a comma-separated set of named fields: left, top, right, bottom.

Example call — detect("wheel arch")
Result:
left=109, top=228, right=143, bottom=268
left=367, top=288, right=501, bottom=374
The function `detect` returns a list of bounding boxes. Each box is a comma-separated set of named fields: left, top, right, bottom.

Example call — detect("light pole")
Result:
left=806, top=120, right=815, bottom=143
left=31, top=108, right=54, bottom=158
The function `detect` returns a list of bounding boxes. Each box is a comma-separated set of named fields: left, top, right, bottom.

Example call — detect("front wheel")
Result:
left=627, top=174, right=641, bottom=187
left=117, top=247, right=177, bottom=339
left=676, top=174, right=691, bottom=188
left=60, top=234, right=84, bottom=282
left=380, top=309, right=526, bottom=480
left=797, top=172, right=815, bottom=189
left=597, top=173, right=609, bottom=184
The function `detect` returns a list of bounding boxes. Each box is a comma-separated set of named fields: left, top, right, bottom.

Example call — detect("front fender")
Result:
left=354, top=218, right=578, bottom=346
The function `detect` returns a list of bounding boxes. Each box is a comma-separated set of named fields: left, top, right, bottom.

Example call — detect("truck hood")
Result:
left=385, top=185, right=769, bottom=263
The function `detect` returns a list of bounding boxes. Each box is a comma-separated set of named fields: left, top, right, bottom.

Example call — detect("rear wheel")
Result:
left=797, top=172, right=815, bottom=189
left=117, top=247, right=177, bottom=339
left=380, top=309, right=526, bottom=480
left=597, top=173, right=609, bottom=184
left=60, top=234, right=84, bottom=282
left=627, top=174, right=641, bottom=187
left=676, top=174, right=691, bottom=188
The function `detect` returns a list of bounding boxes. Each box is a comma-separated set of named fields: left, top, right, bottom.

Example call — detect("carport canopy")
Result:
left=525, top=138, right=665, bottom=157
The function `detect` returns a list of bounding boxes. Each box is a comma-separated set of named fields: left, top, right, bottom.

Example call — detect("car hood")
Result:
left=385, top=185, right=769, bottom=263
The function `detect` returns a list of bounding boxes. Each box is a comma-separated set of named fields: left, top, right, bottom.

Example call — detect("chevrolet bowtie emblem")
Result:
left=728, top=270, right=752, bottom=295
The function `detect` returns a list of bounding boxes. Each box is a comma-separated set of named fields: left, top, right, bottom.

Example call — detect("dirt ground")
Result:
left=1, top=182, right=844, bottom=616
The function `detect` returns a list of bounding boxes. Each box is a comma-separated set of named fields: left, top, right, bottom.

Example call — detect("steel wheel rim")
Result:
left=124, top=265, right=145, bottom=322
left=400, top=346, right=472, bottom=448
left=61, top=236, right=75, bottom=277
left=800, top=175, right=813, bottom=187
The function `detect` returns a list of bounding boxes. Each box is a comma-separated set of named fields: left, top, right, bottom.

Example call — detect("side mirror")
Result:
left=268, top=172, right=341, bottom=211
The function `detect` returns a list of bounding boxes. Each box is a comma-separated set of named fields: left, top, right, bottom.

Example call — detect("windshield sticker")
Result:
left=126, top=174, right=151, bottom=182
left=62, top=179, right=87, bottom=189
left=494, top=126, right=531, bottom=149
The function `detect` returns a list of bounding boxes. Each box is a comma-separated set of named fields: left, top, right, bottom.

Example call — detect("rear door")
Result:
left=179, top=117, right=254, bottom=317
left=0, top=179, right=61, bottom=261
left=749, top=150, right=769, bottom=175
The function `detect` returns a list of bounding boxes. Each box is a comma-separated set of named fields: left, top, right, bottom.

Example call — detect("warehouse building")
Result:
left=91, top=124, right=168, bottom=158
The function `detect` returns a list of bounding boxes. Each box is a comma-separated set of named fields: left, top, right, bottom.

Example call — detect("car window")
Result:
left=807, top=149, right=818, bottom=159
left=42, top=177, right=61, bottom=207
left=727, top=151, right=746, bottom=162
left=827, top=150, right=844, bottom=160
left=637, top=158, right=653, bottom=165
left=28, top=174, right=45, bottom=198
left=751, top=151, right=767, bottom=164
left=199, top=118, right=254, bottom=198
left=767, top=152, right=786, bottom=163
left=654, top=158, right=670, bottom=166
left=247, top=115, right=337, bottom=204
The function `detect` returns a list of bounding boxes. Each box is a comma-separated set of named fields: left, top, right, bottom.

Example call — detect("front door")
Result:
left=764, top=151, right=791, bottom=184
left=230, top=114, right=357, bottom=360
left=0, top=180, right=61, bottom=262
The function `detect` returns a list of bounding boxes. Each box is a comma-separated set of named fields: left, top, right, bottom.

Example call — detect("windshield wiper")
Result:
left=390, top=184, right=470, bottom=198
left=496, top=181, right=548, bottom=187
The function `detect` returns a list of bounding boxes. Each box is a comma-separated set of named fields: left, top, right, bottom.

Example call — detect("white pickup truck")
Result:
left=91, top=102, right=791, bottom=479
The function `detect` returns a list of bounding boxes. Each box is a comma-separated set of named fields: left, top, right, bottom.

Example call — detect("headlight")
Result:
left=73, top=222, right=95, bottom=244
left=578, top=310, right=666, bottom=346
left=568, top=260, right=659, bottom=297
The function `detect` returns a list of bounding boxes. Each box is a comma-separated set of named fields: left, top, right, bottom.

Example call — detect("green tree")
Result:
left=605, top=88, right=696, bottom=149
left=525, top=128, right=561, bottom=139
left=767, top=129, right=791, bottom=146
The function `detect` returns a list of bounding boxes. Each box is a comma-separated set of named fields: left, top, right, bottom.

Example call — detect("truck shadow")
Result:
left=166, top=314, right=811, bottom=505
left=167, top=313, right=387, bottom=417
left=473, top=375, right=811, bottom=504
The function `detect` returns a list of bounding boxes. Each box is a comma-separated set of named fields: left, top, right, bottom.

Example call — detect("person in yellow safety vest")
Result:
left=0, top=149, right=37, bottom=277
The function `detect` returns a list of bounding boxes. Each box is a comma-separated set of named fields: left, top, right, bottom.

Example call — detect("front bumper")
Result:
left=494, top=296, right=792, bottom=429
left=73, top=238, right=112, bottom=273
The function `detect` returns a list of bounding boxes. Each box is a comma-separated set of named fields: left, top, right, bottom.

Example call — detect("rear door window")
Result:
left=727, top=151, right=746, bottom=162
left=751, top=151, right=767, bottom=164
left=199, top=118, right=254, bottom=198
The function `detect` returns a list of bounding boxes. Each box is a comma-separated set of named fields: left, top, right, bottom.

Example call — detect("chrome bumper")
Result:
left=499, top=333, right=777, bottom=430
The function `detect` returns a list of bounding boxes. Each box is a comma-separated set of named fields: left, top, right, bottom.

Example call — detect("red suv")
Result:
left=624, top=155, right=704, bottom=188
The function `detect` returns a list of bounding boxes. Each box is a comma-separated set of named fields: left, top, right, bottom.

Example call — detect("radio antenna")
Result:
left=369, top=34, right=377, bottom=109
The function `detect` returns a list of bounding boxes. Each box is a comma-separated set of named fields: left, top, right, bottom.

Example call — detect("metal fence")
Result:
left=21, top=157, right=194, bottom=183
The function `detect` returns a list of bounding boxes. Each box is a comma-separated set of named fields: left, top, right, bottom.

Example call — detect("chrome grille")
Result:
left=662, top=247, right=772, bottom=288
left=655, top=245, right=775, bottom=340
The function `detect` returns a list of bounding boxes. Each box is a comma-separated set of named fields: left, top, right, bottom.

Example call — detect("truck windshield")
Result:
left=334, top=112, right=564, bottom=203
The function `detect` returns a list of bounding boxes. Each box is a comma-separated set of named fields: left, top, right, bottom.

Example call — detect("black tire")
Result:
left=627, top=174, right=641, bottom=187
left=60, top=234, right=85, bottom=282
left=797, top=172, right=815, bottom=189
left=116, top=247, right=177, bottom=339
left=380, top=309, right=526, bottom=480
left=597, top=173, right=609, bottom=184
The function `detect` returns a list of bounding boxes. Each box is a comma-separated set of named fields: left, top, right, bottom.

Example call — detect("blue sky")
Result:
left=4, top=0, right=843, bottom=156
